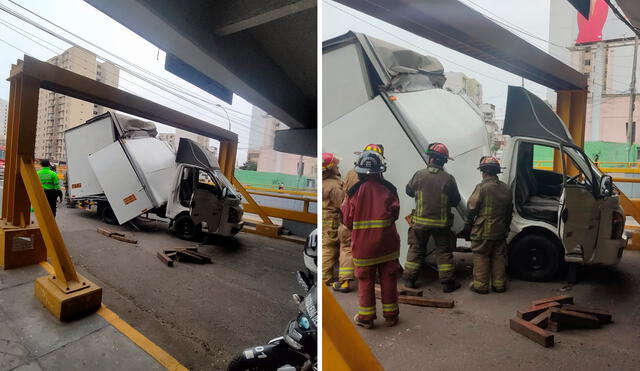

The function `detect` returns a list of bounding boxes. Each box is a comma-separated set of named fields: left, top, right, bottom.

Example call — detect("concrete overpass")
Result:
left=85, top=0, right=317, bottom=156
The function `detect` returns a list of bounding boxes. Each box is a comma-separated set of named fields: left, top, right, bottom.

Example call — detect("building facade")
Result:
left=549, top=0, right=640, bottom=161
left=35, top=46, right=119, bottom=162
left=248, top=106, right=317, bottom=179
left=0, top=98, right=7, bottom=140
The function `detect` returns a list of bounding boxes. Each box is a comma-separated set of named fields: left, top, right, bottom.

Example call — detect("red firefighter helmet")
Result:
left=478, top=155, right=502, bottom=173
left=425, top=142, right=453, bottom=161
left=322, top=152, right=340, bottom=171
left=363, top=143, right=384, bottom=156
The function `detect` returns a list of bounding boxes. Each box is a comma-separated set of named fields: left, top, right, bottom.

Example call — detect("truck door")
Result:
left=190, top=169, right=223, bottom=233
left=558, top=146, right=600, bottom=261
left=88, top=141, right=154, bottom=224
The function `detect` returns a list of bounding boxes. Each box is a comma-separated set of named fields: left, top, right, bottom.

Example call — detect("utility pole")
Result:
left=627, top=35, right=639, bottom=162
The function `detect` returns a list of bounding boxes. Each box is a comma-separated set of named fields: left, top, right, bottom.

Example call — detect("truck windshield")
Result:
left=214, top=170, right=239, bottom=198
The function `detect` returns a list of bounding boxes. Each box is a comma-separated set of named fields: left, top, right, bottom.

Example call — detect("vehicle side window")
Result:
left=196, top=170, right=221, bottom=194
left=531, top=144, right=555, bottom=172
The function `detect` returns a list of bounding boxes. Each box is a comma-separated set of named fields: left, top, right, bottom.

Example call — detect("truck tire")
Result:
left=508, top=234, right=562, bottom=282
left=173, top=215, right=202, bottom=241
left=101, top=204, right=118, bottom=225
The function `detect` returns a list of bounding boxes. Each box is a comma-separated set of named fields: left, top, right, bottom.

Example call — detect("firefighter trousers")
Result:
left=471, top=239, right=507, bottom=292
left=404, top=227, right=456, bottom=283
left=322, top=219, right=340, bottom=283
left=337, top=224, right=355, bottom=281
left=355, top=259, right=401, bottom=322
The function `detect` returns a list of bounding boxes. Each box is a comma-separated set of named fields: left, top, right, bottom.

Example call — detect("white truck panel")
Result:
left=122, top=137, right=176, bottom=207
left=394, top=90, right=490, bottom=199
left=324, top=92, right=490, bottom=263
left=64, top=116, right=116, bottom=198
left=88, top=141, right=154, bottom=224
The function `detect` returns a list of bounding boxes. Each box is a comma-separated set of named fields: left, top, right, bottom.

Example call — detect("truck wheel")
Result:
left=101, top=205, right=118, bottom=225
left=173, top=215, right=201, bottom=241
left=509, top=234, right=562, bottom=282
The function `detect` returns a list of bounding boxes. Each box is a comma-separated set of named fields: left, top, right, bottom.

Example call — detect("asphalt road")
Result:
left=333, top=250, right=640, bottom=370
left=50, top=206, right=306, bottom=370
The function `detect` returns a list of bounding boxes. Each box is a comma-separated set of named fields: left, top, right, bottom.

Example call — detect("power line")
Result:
left=0, top=35, right=29, bottom=56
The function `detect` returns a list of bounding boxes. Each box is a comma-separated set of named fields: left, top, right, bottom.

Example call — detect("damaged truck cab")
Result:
left=322, top=32, right=626, bottom=282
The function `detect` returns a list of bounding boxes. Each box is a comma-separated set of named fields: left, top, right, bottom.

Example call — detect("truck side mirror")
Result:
left=600, top=175, right=613, bottom=198
left=220, top=186, right=228, bottom=199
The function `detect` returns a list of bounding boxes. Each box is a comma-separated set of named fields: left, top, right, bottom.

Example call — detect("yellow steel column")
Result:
left=554, top=90, right=587, bottom=174
left=554, top=91, right=571, bottom=173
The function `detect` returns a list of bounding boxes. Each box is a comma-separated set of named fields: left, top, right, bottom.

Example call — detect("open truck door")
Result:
left=504, top=85, right=623, bottom=273
left=88, top=141, right=154, bottom=224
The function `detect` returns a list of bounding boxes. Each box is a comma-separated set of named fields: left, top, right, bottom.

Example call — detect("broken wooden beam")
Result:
left=374, top=286, right=453, bottom=308
left=561, top=304, right=612, bottom=324
left=549, top=309, right=600, bottom=329
left=97, top=227, right=125, bottom=238
left=510, top=317, right=554, bottom=347
left=157, top=252, right=174, bottom=267
left=111, top=234, right=137, bottom=244
left=517, top=301, right=561, bottom=321
left=176, top=249, right=211, bottom=264
left=530, top=295, right=573, bottom=307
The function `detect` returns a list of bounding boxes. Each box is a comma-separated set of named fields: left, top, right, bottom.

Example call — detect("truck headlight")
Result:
left=611, top=211, right=624, bottom=240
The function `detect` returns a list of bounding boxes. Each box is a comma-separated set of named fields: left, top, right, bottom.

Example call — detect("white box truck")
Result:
left=323, top=32, right=626, bottom=281
left=65, top=112, right=244, bottom=240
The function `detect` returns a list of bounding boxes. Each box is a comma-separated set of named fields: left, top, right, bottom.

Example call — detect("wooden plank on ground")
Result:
left=374, top=285, right=453, bottom=308
left=517, top=301, right=561, bottom=321
left=529, top=308, right=558, bottom=329
left=530, top=295, right=573, bottom=307
left=398, top=287, right=424, bottom=297
left=561, top=304, right=612, bottom=324
left=111, top=234, right=138, bottom=244
left=157, top=252, right=174, bottom=267
left=549, top=309, right=600, bottom=329
left=510, top=318, right=554, bottom=347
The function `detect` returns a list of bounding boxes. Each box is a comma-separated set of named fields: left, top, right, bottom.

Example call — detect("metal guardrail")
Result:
left=239, top=185, right=317, bottom=225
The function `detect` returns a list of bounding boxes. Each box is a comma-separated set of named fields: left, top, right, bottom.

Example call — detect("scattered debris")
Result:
left=375, top=285, right=454, bottom=308
left=510, top=295, right=612, bottom=348
left=96, top=227, right=138, bottom=244
left=158, top=248, right=213, bottom=266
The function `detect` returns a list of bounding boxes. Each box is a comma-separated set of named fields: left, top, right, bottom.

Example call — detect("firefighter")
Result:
left=334, top=144, right=385, bottom=293
left=464, top=156, right=513, bottom=294
left=405, top=142, right=462, bottom=292
left=322, top=152, right=345, bottom=286
left=37, top=159, right=61, bottom=217
left=342, top=150, right=401, bottom=328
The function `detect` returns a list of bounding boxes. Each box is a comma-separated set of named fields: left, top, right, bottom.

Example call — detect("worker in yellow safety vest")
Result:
left=37, top=159, right=61, bottom=217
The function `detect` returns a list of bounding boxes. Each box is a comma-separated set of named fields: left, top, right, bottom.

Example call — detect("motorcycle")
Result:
left=228, top=230, right=318, bottom=371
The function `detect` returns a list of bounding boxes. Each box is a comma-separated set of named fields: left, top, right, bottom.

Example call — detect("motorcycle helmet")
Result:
left=304, top=229, right=317, bottom=274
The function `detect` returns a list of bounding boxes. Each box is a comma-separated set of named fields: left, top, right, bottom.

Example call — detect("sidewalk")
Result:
left=0, top=263, right=175, bottom=371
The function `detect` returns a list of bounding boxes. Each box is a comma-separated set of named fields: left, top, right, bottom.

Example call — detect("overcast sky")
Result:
left=0, top=0, right=255, bottom=163
left=323, top=0, right=553, bottom=121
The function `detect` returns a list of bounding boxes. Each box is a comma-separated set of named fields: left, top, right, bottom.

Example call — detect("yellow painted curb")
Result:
left=39, top=261, right=188, bottom=371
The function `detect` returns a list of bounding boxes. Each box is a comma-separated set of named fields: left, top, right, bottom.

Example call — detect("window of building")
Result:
left=584, top=59, right=591, bottom=66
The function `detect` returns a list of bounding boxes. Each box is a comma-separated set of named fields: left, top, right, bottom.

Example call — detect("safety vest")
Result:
left=37, top=168, right=60, bottom=190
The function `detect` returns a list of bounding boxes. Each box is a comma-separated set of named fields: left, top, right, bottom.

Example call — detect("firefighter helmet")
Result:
left=363, top=143, right=384, bottom=156
left=478, top=155, right=502, bottom=173
left=354, top=151, right=386, bottom=174
left=322, top=152, right=340, bottom=171
left=425, top=142, right=453, bottom=161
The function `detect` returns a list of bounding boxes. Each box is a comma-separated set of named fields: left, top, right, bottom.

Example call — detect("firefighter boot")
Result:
left=354, top=314, right=374, bottom=329
left=332, top=280, right=351, bottom=293
left=442, top=280, right=461, bottom=293
left=469, top=282, right=489, bottom=294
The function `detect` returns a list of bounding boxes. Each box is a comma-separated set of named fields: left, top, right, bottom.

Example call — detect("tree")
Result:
left=239, top=160, right=257, bottom=171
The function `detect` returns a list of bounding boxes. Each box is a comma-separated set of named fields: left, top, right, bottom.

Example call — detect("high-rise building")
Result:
left=444, top=72, right=483, bottom=105
left=35, top=46, right=120, bottom=162
left=0, top=98, right=8, bottom=139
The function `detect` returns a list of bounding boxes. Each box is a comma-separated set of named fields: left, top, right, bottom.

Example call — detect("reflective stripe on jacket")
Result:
left=406, top=164, right=461, bottom=229
left=342, top=176, right=400, bottom=266
left=37, top=168, right=60, bottom=190
left=467, top=176, right=513, bottom=240
left=322, top=173, right=344, bottom=229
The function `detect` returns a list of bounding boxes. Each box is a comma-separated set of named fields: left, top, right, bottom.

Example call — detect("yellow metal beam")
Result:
left=554, top=90, right=587, bottom=173
left=232, top=178, right=274, bottom=225
left=322, top=285, right=384, bottom=370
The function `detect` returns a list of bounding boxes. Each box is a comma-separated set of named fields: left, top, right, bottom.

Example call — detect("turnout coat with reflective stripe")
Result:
left=406, top=164, right=461, bottom=229
left=341, top=177, right=400, bottom=266
left=467, top=176, right=513, bottom=241
left=322, top=174, right=344, bottom=229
